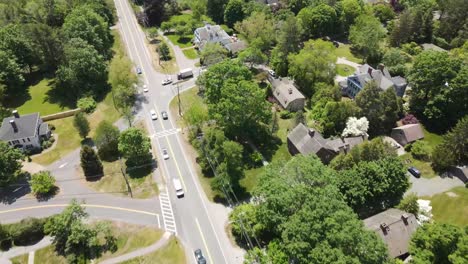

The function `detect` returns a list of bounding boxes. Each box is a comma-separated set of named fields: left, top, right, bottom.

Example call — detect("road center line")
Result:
left=195, top=217, right=214, bottom=264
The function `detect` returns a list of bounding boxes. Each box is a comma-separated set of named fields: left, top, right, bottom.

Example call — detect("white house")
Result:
left=0, top=110, right=50, bottom=151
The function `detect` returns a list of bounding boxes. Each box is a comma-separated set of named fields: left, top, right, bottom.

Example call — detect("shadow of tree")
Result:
left=0, top=176, right=31, bottom=205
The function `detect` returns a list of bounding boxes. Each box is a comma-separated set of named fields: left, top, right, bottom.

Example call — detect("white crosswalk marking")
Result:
left=159, top=189, right=177, bottom=234
left=151, top=128, right=181, bottom=139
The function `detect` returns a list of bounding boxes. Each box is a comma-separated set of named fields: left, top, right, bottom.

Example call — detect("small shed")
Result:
left=390, top=124, right=424, bottom=146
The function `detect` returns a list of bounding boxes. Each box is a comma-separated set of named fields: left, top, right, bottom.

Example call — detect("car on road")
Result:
left=136, top=67, right=142, bottom=74
left=143, top=84, right=149, bottom=92
left=173, top=178, right=184, bottom=198
left=150, top=109, right=158, bottom=120
left=162, top=78, right=172, bottom=85
left=194, top=249, right=207, bottom=264
left=408, top=166, right=421, bottom=178
left=162, top=148, right=169, bottom=160
left=161, top=111, right=168, bottom=120
left=268, top=69, right=276, bottom=78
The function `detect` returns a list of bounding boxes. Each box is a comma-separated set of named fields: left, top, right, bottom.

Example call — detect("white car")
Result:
left=143, top=84, right=149, bottom=92
left=268, top=69, right=276, bottom=77
left=162, top=78, right=172, bottom=85
left=162, top=148, right=169, bottom=160
left=150, top=109, right=158, bottom=120
left=173, top=178, right=184, bottom=198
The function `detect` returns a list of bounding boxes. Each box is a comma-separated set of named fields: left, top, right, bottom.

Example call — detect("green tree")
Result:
left=372, top=3, right=395, bottom=24
left=182, top=102, right=208, bottom=138
left=56, top=38, right=108, bottom=102
left=297, top=4, right=337, bottom=39
left=229, top=203, right=263, bottom=240
left=190, top=0, right=207, bottom=22
left=234, top=11, right=275, bottom=51
left=62, top=5, right=112, bottom=59
left=288, top=39, right=336, bottom=96
left=29, top=171, right=56, bottom=196
left=382, top=48, right=411, bottom=76
left=270, top=13, right=302, bottom=76
left=73, top=112, right=90, bottom=139
left=118, top=127, right=152, bottom=166
left=94, top=121, right=120, bottom=161
left=338, top=157, right=409, bottom=217
left=158, top=42, right=171, bottom=61
left=397, top=193, right=420, bottom=217
left=349, top=15, right=386, bottom=61
left=311, top=99, right=361, bottom=137
left=199, top=42, right=227, bottom=66
left=0, top=141, right=24, bottom=186
left=436, top=0, right=468, bottom=46
left=431, top=116, right=468, bottom=171
left=45, top=200, right=115, bottom=262
left=80, top=145, right=103, bottom=179
left=238, top=46, right=267, bottom=68
left=223, top=0, right=244, bottom=28
left=109, top=54, right=137, bottom=113
left=410, top=222, right=466, bottom=264
left=23, top=23, right=63, bottom=72
left=0, top=24, right=38, bottom=72
left=408, top=51, right=465, bottom=130
left=207, top=0, right=228, bottom=23
left=330, top=137, right=396, bottom=170
left=210, top=140, right=244, bottom=196
left=340, top=0, right=365, bottom=32
left=0, top=50, right=24, bottom=96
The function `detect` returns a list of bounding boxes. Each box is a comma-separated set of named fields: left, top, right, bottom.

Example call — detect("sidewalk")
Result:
left=0, top=236, right=53, bottom=260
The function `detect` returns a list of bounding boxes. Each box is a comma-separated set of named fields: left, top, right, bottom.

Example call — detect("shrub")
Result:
left=401, top=114, right=419, bottom=125
left=77, top=96, right=97, bottom=113
left=49, top=124, right=56, bottom=130
left=29, top=171, right=57, bottom=196
left=411, top=141, right=431, bottom=161
left=7, top=218, right=46, bottom=246
left=280, top=110, right=293, bottom=119
left=250, top=151, right=263, bottom=167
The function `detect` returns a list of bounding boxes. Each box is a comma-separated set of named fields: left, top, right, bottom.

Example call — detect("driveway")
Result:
left=406, top=175, right=465, bottom=197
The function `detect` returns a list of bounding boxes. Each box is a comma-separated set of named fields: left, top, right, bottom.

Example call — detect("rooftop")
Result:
left=0, top=112, right=40, bottom=141
left=268, top=76, right=305, bottom=109
left=392, top=123, right=424, bottom=143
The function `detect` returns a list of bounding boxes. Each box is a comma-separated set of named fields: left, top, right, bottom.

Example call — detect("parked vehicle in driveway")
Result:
left=268, top=69, right=276, bottom=78
left=173, top=178, right=184, bottom=198
left=408, top=166, right=421, bottom=178
left=177, top=68, right=193, bottom=80
left=194, top=249, right=207, bottom=264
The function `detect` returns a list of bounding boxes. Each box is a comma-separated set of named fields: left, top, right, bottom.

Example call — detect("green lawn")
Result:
left=182, top=47, right=199, bottom=59
left=165, top=33, right=193, bottom=48
left=13, top=223, right=164, bottom=264
left=336, top=64, right=354, bottom=76
left=335, top=44, right=362, bottom=63
left=13, top=79, right=69, bottom=116
left=429, top=187, right=468, bottom=227
left=420, top=125, right=443, bottom=149
left=122, top=237, right=186, bottom=264
left=169, top=86, right=206, bottom=127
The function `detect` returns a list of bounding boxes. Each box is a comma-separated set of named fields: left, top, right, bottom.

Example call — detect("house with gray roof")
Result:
left=193, top=24, right=246, bottom=54
left=391, top=123, right=424, bottom=146
left=364, top=208, right=418, bottom=258
left=340, top=64, right=407, bottom=98
left=287, top=123, right=365, bottom=164
left=0, top=110, right=50, bottom=151
left=268, top=75, right=305, bottom=112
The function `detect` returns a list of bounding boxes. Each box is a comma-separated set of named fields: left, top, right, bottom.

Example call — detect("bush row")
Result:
left=0, top=217, right=50, bottom=251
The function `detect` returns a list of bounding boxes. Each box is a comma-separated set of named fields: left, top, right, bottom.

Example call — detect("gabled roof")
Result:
left=268, top=76, right=305, bottom=109
left=364, top=208, right=418, bottom=258
left=392, top=124, right=424, bottom=143
left=225, top=40, right=247, bottom=54
left=422, top=43, right=447, bottom=52
left=0, top=113, right=40, bottom=141
left=355, top=64, right=395, bottom=91
left=288, top=123, right=330, bottom=155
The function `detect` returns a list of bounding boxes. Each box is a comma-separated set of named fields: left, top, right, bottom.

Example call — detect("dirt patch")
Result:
left=446, top=192, right=459, bottom=197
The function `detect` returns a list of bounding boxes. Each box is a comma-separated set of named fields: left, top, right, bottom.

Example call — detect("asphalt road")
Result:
left=114, top=0, right=243, bottom=263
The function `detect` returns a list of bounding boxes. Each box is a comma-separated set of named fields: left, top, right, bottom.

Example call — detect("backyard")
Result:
left=334, top=43, right=362, bottom=63
left=428, top=187, right=468, bottom=227
left=182, top=47, right=199, bottom=59
left=10, top=222, right=165, bottom=264
left=336, top=64, right=354, bottom=76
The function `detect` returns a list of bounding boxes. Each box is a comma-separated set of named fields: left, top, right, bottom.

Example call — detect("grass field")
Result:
left=11, top=223, right=164, bottom=264
left=166, top=33, right=193, bottom=48
left=335, top=44, right=362, bottom=63
left=429, top=187, right=468, bottom=227
left=182, top=47, right=199, bottom=59
left=336, top=64, right=355, bottom=76
left=13, top=79, right=69, bottom=116
left=122, top=237, right=186, bottom=264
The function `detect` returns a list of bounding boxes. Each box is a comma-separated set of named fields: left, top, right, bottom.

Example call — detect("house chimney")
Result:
left=308, top=129, right=315, bottom=137
left=378, top=63, right=385, bottom=71
left=367, top=67, right=373, bottom=77
left=12, top=110, right=19, bottom=118
left=401, top=214, right=409, bottom=225
left=10, top=119, right=18, bottom=132
left=380, top=223, right=389, bottom=234
left=288, top=88, right=293, bottom=94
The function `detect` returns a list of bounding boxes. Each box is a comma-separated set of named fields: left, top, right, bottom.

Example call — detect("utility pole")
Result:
left=177, top=81, right=181, bottom=116
left=119, top=156, right=133, bottom=198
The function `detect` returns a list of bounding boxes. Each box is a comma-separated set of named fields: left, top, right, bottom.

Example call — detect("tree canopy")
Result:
left=0, top=141, right=24, bottom=186
left=349, top=15, right=385, bottom=61
left=118, top=127, right=152, bottom=166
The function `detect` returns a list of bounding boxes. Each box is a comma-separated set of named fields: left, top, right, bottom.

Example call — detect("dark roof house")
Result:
left=364, top=209, right=419, bottom=258
left=0, top=110, right=50, bottom=151
left=287, top=123, right=365, bottom=164
left=340, top=64, right=407, bottom=98
left=390, top=124, right=424, bottom=146
left=267, top=76, right=305, bottom=112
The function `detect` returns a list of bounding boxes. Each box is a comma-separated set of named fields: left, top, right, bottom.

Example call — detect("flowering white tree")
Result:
left=342, top=117, right=369, bottom=137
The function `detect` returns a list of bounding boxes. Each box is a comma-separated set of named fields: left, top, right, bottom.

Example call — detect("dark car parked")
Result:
left=408, top=166, right=421, bottom=178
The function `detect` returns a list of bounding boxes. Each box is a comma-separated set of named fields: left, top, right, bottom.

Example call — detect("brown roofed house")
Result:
left=390, top=124, right=424, bottom=146
left=364, top=208, right=419, bottom=258
left=287, top=123, right=365, bottom=164
left=267, top=76, right=305, bottom=112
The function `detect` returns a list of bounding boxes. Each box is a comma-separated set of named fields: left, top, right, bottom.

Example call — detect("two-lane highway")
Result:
left=114, top=0, right=243, bottom=263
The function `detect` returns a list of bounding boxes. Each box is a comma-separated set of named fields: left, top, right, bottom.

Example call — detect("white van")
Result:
left=173, top=178, right=184, bottom=198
